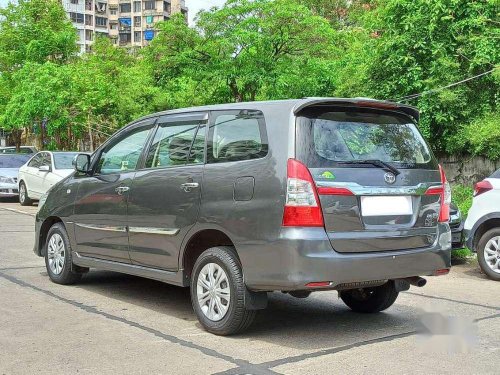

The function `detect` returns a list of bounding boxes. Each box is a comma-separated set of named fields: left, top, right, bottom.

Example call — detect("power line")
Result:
left=398, top=67, right=498, bottom=102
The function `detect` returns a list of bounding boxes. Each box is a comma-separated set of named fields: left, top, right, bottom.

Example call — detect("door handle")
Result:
left=115, top=186, right=130, bottom=195
left=180, top=182, right=199, bottom=192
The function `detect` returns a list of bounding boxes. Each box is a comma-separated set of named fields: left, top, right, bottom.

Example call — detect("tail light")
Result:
left=438, top=165, right=451, bottom=222
left=426, top=165, right=451, bottom=222
left=473, top=180, right=493, bottom=197
left=282, top=159, right=324, bottom=227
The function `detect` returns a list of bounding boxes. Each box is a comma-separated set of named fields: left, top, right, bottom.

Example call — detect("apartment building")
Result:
left=62, top=0, right=188, bottom=53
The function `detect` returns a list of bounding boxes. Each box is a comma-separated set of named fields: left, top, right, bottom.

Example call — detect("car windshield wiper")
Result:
left=338, top=159, right=400, bottom=176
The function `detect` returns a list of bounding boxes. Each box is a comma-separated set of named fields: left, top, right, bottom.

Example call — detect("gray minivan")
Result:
left=33, top=98, right=452, bottom=335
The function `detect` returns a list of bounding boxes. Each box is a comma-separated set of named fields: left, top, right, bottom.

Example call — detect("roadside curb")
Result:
left=0, top=207, right=36, bottom=217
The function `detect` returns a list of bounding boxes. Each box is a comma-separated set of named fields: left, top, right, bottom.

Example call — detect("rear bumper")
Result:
left=241, top=224, right=451, bottom=291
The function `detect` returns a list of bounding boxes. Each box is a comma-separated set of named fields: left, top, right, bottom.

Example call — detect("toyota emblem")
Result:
left=384, top=172, right=396, bottom=184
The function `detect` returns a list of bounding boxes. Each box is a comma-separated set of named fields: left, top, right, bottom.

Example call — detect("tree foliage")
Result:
left=0, top=0, right=498, bottom=157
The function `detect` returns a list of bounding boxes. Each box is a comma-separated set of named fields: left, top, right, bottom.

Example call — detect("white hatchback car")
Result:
left=18, top=151, right=80, bottom=206
left=464, top=169, right=500, bottom=281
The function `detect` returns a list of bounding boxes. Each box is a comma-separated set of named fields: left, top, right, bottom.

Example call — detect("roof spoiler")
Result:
left=293, top=98, right=419, bottom=122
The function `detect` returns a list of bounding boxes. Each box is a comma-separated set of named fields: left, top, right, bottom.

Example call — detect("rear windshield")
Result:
left=296, top=108, right=432, bottom=168
left=0, top=154, right=30, bottom=168
left=54, top=153, right=78, bottom=169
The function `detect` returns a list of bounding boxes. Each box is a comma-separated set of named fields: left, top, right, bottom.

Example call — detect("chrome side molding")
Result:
left=75, top=223, right=179, bottom=236
left=75, top=223, right=127, bottom=233
left=128, top=227, right=179, bottom=236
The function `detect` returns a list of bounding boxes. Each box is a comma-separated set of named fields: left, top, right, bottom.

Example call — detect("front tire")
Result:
left=190, top=246, right=255, bottom=335
left=476, top=228, right=500, bottom=281
left=44, top=223, right=82, bottom=285
left=19, top=181, right=33, bottom=206
left=340, top=281, right=399, bottom=313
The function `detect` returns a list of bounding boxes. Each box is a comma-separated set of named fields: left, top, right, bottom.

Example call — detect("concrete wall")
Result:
left=439, top=155, right=499, bottom=186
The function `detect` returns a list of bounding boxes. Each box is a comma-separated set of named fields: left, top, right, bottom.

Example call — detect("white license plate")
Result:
left=361, top=196, right=413, bottom=216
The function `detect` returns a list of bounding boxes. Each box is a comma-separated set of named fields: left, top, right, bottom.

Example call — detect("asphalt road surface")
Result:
left=0, top=200, right=499, bottom=375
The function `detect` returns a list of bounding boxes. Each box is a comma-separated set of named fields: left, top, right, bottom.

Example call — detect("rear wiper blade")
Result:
left=338, top=159, right=400, bottom=176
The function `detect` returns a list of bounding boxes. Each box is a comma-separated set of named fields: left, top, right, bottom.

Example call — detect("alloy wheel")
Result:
left=47, top=233, right=65, bottom=275
left=196, top=263, right=231, bottom=321
left=484, top=236, right=500, bottom=274
left=19, top=184, right=26, bottom=203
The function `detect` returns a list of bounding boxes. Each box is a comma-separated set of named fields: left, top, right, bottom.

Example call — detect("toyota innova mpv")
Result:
left=34, top=98, right=452, bottom=335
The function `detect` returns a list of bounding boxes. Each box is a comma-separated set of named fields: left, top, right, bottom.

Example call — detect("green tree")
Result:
left=145, top=0, right=339, bottom=103
left=0, top=0, right=77, bottom=72
left=2, top=62, right=73, bottom=149
left=365, top=0, right=499, bottom=153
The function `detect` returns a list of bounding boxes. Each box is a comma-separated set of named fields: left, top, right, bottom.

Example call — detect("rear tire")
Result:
left=190, top=246, right=256, bottom=335
left=476, top=228, right=500, bottom=281
left=44, top=223, right=82, bottom=285
left=340, top=281, right=399, bottom=313
left=19, top=182, right=32, bottom=206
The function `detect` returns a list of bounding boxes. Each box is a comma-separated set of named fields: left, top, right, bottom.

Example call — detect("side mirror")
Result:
left=39, top=165, right=50, bottom=172
left=73, top=153, right=91, bottom=174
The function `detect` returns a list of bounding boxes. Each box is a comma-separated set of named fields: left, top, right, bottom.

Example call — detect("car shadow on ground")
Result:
left=63, top=269, right=421, bottom=350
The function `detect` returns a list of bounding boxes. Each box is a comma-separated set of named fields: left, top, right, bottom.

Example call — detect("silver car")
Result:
left=0, top=154, right=31, bottom=198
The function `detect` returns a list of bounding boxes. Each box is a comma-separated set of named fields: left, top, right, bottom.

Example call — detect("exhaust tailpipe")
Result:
left=406, top=276, right=427, bottom=287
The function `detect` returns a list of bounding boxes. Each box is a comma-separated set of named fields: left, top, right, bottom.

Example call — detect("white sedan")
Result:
left=18, top=151, right=80, bottom=206
left=464, top=168, right=500, bottom=281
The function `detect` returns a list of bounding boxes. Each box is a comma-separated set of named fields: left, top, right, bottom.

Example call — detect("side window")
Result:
left=96, top=126, right=152, bottom=175
left=145, top=119, right=205, bottom=169
left=28, top=154, right=42, bottom=168
left=208, top=110, right=268, bottom=163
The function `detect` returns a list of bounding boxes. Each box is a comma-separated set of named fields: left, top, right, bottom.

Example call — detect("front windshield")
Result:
left=54, top=153, right=78, bottom=169
left=0, top=155, right=31, bottom=168
left=296, top=109, right=432, bottom=167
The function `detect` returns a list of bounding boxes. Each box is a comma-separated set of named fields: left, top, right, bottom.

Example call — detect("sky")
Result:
left=187, top=0, right=226, bottom=25
left=0, top=1, right=227, bottom=25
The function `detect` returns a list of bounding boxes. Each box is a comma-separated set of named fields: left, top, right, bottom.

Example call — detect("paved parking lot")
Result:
left=0, top=200, right=499, bottom=374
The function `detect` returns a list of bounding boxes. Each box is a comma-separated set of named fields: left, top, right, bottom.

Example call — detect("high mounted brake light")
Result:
left=282, top=159, right=324, bottom=227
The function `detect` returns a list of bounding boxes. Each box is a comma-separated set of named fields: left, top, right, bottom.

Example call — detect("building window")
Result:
left=85, top=0, right=92, bottom=11
left=95, top=2, right=106, bottom=13
left=110, top=8, right=117, bottom=15
left=134, top=16, right=141, bottom=26
left=134, top=31, right=142, bottom=42
left=144, top=1, right=155, bottom=11
left=133, top=1, right=141, bottom=12
left=119, top=33, right=132, bottom=45
left=120, top=3, right=131, bottom=13
left=85, top=14, right=93, bottom=26
left=164, top=1, right=171, bottom=13
left=69, top=12, right=84, bottom=24
left=95, top=17, right=108, bottom=27
left=85, top=30, right=93, bottom=41
left=71, top=0, right=79, bottom=4
left=145, top=15, right=154, bottom=24
left=110, top=22, right=118, bottom=30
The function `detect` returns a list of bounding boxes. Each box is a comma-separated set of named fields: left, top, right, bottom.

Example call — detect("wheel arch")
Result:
left=180, top=227, right=238, bottom=285
left=469, top=213, right=500, bottom=252
left=37, top=216, right=66, bottom=256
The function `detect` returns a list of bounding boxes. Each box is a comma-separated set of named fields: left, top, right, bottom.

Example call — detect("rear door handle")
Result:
left=180, top=182, right=199, bottom=192
left=115, top=186, right=130, bottom=195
